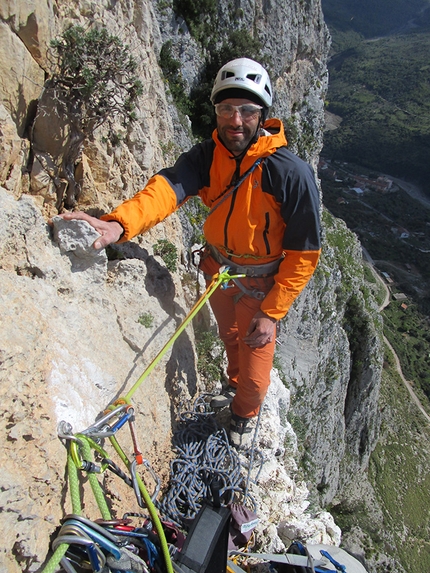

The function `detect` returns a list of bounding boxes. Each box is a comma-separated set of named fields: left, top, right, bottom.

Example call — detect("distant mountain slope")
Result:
left=321, top=0, right=430, bottom=196
left=322, top=32, right=430, bottom=191
left=322, top=0, right=430, bottom=39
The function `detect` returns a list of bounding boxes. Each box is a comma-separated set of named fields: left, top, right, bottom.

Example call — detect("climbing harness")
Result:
left=206, top=244, right=282, bottom=278
left=42, top=267, right=249, bottom=573
left=200, top=243, right=281, bottom=301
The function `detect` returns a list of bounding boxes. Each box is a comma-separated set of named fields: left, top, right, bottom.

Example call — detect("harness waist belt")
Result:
left=207, top=244, right=281, bottom=277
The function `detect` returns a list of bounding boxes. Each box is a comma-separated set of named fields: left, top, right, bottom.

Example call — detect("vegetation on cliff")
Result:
left=321, top=0, right=430, bottom=192
left=323, top=33, right=430, bottom=189
left=46, top=25, right=142, bottom=209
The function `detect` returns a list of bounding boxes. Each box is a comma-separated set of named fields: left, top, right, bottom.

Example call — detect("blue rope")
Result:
left=320, top=550, right=347, bottom=572
left=158, top=403, right=256, bottom=526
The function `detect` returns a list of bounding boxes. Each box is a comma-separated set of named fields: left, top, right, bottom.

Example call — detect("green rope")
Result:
left=123, top=268, right=244, bottom=403
left=40, top=543, right=69, bottom=573
left=40, top=451, right=82, bottom=573
left=80, top=437, right=112, bottom=521
left=110, top=435, right=174, bottom=573
left=68, top=449, right=82, bottom=515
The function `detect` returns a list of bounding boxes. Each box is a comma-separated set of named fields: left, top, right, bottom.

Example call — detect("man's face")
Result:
left=216, top=98, right=261, bottom=156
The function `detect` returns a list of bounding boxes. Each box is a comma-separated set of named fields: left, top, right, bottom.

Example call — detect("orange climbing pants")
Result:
left=200, top=255, right=276, bottom=418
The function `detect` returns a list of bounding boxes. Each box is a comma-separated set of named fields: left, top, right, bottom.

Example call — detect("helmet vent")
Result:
left=247, top=73, right=262, bottom=84
left=221, top=71, right=235, bottom=80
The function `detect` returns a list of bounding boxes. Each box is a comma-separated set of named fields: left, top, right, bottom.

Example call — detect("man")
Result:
left=59, top=58, right=321, bottom=449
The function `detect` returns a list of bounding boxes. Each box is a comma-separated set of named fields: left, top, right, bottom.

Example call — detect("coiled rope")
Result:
left=158, top=398, right=257, bottom=526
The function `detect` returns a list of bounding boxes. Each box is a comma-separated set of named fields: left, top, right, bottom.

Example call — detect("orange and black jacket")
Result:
left=102, top=118, right=321, bottom=320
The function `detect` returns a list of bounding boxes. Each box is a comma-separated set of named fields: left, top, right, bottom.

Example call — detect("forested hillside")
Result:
left=321, top=0, right=430, bottom=193
left=322, top=0, right=430, bottom=46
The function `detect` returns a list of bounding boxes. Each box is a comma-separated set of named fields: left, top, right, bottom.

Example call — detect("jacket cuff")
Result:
left=100, top=214, right=128, bottom=243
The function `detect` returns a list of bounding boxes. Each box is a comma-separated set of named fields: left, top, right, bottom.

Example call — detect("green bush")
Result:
left=50, top=26, right=143, bottom=122
left=153, top=239, right=178, bottom=272
left=195, top=329, right=224, bottom=383
left=173, top=0, right=218, bottom=43
left=159, top=41, right=192, bottom=115
left=182, top=197, right=209, bottom=245
left=47, top=25, right=143, bottom=208
left=138, top=312, right=154, bottom=328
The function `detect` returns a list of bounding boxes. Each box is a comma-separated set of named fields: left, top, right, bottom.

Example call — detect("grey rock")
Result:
left=51, top=216, right=107, bottom=278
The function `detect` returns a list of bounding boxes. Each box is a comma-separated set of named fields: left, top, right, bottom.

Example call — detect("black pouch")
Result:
left=173, top=501, right=231, bottom=573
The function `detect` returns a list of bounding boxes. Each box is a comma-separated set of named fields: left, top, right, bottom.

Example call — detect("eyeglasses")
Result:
left=214, top=103, right=263, bottom=121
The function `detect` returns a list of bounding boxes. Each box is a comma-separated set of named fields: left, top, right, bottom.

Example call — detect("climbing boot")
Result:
left=210, top=385, right=237, bottom=409
left=229, top=412, right=256, bottom=450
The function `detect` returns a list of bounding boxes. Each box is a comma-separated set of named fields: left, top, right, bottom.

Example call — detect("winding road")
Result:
left=364, top=257, right=430, bottom=424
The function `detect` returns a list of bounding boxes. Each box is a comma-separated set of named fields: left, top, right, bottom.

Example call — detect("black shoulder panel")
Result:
left=262, top=147, right=321, bottom=251
left=158, top=139, right=215, bottom=205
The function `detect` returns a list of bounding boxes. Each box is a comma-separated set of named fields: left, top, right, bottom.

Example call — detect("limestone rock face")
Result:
left=0, top=104, right=30, bottom=198
left=0, top=9, right=47, bottom=136
left=0, top=188, right=190, bottom=571
left=276, top=216, right=383, bottom=506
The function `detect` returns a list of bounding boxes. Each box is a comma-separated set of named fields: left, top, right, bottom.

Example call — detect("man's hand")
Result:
left=242, top=310, right=277, bottom=349
left=54, top=211, right=124, bottom=249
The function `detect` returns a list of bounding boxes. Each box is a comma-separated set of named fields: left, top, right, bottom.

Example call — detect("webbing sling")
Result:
left=207, top=157, right=264, bottom=217
left=229, top=550, right=326, bottom=570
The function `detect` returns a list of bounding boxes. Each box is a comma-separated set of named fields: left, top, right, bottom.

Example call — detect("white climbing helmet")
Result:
left=210, top=57, right=273, bottom=108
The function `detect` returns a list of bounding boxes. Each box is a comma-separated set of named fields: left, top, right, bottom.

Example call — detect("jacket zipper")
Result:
left=223, top=159, right=242, bottom=255
left=263, top=212, right=271, bottom=255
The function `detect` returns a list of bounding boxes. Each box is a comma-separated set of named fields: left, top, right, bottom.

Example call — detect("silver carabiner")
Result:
left=57, top=421, right=83, bottom=445
left=130, top=458, right=161, bottom=506
left=81, top=404, right=129, bottom=435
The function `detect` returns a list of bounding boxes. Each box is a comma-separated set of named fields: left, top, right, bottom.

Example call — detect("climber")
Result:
left=57, top=57, right=321, bottom=449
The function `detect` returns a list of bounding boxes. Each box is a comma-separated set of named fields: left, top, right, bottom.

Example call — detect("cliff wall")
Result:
left=0, top=1, right=383, bottom=571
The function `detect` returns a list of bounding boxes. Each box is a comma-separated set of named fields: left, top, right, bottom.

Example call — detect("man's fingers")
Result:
left=93, top=232, right=116, bottom=250
left=243, top=315, right=276, bottom=348
left=51, top=211, right=123, bottom=249
left=59, top=211, right=101, bottom=228
left=58, top=211, right=91, bottom=221
left=243, top=335, right=272, bottom=348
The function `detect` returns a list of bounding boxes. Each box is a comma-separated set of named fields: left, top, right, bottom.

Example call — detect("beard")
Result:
left=217, top=122, right=259, bottom=155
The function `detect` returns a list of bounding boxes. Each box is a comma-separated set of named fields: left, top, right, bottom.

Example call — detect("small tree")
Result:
left=45, top=26, right=143, bottom=209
